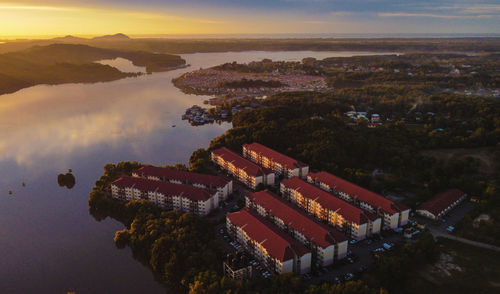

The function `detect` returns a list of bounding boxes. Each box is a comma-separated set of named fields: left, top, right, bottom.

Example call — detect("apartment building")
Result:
left=111, top=176, right=219, bottom=216
left=132, top=166, right=233, bottom=200
left=243, top=143, right=309, bottom=178
left=223, top=252, right=253, bottom=280
left=226, top=208, right=312, bottom=275
left=416, top=189, right=467, bottom=220
left=246, top=190, right=348, bottom=267
left=280, top=177, right=381, bottom=240
left=307, top=172, right=409, bottom=229
left=211, top=147, right=275, bottom=189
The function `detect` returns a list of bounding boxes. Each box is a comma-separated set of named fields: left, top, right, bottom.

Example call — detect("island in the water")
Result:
left=0, top=42, right=186, bottom=95
left=57, top=170, right=76, bottom=189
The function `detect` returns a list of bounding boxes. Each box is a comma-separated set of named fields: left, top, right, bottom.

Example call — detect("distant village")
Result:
left=173, top=66, right=329, bottom=97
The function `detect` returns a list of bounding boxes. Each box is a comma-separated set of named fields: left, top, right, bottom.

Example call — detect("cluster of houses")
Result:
left=345, top=111, right=381, bottom=124
left=108, top=141, right=468, bottom=277
left=211, top=142, right=411, bottom=275
left=181, top=105, right=215, bottom=125
left=176, top=68, right=328, bottom=96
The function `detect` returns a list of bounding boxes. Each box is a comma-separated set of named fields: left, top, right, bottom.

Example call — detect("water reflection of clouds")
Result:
left=0, top=74, right=227, bottom=167
left=98, top=58, right=147, bottom=74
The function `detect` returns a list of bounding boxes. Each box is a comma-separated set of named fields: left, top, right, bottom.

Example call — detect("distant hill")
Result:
left=52, top=35, right=87, bottom=43
left=0, top=43, right=185, bottom=95
left=92, top=33, right=131, bottom=41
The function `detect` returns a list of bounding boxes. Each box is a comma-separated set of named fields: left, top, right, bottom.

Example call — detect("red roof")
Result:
left=133, top=166, right=231, bottom=188
left=111, top=176, right=215, bottom=201
left=246, top=190, right=347, bottom=249
left=243, top=143, right=308, bottom=169
left=281, top=177, right=378, bottom=225
left=226, top=208, right=310, bottom=262
left=417, top=189, right=466, bottom=216
left=307, top=172, right=408, bottom=215
left=212, top=147, right=273, bottom=177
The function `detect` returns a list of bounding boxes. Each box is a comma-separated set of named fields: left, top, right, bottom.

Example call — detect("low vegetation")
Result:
left=57, top=170, right=76, bottom=189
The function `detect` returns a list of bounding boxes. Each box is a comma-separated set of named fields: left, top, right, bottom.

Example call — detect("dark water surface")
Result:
left=0, top=51, right=392, bottom=293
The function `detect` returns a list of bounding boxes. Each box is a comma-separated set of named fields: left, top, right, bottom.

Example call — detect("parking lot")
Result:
left=307, top=230, right=408, bottom=284
left=209, top=169, right=473, bottom=283
left=415, top=200, right=476, bottom=235
left=217, top=209, right=413, bottom=282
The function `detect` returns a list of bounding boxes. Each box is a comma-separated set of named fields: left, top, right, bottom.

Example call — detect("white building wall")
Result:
left=280, top=259, right=294, bottom=274
left=387, top=213, right=400, bottom=229
left=299, top=253, right=312, bottom=274
left=399, top=209, right=410, bottom=226
left=336, top=241, right=348, bottom=259
left=299, top=166, right=309, bottom=179
left=320, top=245, right=335, bottom=267
left=266, top=173, right=275, bottom=186
left=352, top=223, right=368, bottom=240
left=371, top=219, right=382, bottom=235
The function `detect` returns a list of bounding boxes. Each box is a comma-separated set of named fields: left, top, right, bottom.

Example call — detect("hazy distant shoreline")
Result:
left=2, top=33, right=500, bottom=40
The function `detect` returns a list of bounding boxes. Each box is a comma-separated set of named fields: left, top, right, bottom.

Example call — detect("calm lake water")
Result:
left=0, top=51, right=394, bottom=293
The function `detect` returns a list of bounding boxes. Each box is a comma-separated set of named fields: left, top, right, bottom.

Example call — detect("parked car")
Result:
left=349, top=239, right=358, bottom=245
left=344, top=273, right=355, bottom=281
left=447, top=226, right=455, bottom=232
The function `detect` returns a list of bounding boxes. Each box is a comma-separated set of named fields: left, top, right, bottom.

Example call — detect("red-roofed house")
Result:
left=280, top=177, right=381, bottom=240
left=132, top=166, right=233, bottom=200
left=226, top=208, right=311, bottom=274
left=416, top=189, right=467, bottom=220
left=243, top=143, right=309, bottom=178
left=246, top=190, right=348, bottom=266
left=111, top=176, right=219, bottom=216
left=307, top=172, right=409, bottom=229
left=211, top=147, right=275, bottom=189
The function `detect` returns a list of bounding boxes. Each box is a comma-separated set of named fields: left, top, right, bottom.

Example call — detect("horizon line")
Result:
left=1, top=32, right=500, bottom=41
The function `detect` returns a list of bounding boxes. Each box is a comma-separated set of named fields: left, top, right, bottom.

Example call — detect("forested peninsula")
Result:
left=0, top=43, right=186, bottom=95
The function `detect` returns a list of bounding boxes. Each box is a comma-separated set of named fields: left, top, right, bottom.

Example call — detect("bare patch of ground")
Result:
left=417, top=253, right=463, bottom=285
left=421, top=147, right=495, bottom=174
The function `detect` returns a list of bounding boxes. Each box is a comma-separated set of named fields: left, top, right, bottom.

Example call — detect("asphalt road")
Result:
left=415, top=201, right=500, bottom=251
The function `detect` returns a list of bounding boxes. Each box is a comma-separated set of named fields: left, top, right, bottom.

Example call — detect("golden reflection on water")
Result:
left=0, top=73, right=213, bottom=166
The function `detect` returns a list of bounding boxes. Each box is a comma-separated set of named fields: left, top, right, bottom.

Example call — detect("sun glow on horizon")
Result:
left=0, top=2, right=244, bottom=37
left=0, top=1, right=497, bottom=38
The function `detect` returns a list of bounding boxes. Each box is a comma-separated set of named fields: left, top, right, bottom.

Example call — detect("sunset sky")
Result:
left=0, top=0, right=499, bottom=38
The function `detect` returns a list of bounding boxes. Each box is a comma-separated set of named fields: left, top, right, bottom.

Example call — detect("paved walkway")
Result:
left=431, top=230, right=500, bottom=252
